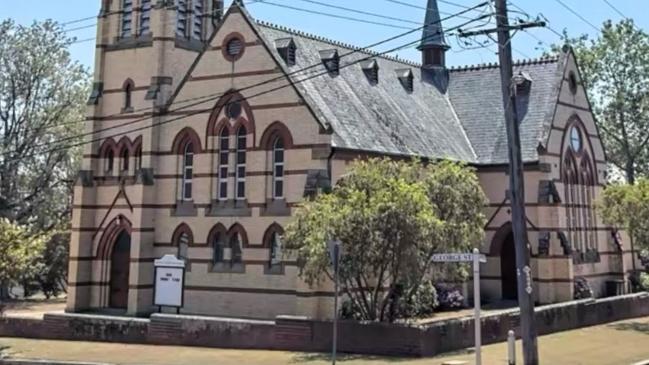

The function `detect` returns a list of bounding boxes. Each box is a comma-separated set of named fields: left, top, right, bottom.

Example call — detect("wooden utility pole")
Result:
left=494, top=0, right=539, bottom=363
left=459, top=1, right=545, bottom=364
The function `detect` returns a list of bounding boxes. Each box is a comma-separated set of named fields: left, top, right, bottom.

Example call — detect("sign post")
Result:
left=327, top=239, right=342, bottom=365
left=431, top=249, right=486, bottom=365
left=153, top=255, right=186, bottom=314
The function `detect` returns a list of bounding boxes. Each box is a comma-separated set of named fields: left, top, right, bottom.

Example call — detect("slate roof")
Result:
left=449, top=59, right=563, bottom=164
left=247, top=10, right=564, bottom=165
left=256, top=22, right=477, bottom=163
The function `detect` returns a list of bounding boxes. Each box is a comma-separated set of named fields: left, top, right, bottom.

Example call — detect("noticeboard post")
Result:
left=431, top=249, right=486, bottom=365
left=154, top=255, right=186, bottom=314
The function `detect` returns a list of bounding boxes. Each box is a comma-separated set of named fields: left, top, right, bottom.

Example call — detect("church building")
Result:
left=67, top=0, right=637, bottom=318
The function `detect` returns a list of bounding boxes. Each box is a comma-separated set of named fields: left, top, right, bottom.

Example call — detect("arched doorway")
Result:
left=109, top=230, right=131, bottom=309
left=500, top=232, right=518, bottom=301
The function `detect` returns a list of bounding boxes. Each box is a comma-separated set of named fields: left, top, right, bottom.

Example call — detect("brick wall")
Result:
left=2, top=293, right=648, bottom=357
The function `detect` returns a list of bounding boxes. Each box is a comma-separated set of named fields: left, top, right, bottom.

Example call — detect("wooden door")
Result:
left=500, top=232, right=518, bottom=301
left=109, top=231, right=131, bottom=309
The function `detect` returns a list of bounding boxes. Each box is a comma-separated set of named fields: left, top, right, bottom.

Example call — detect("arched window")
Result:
left=235, top=126, right=247, bottom=200
left=562, top=121, right=598, bottom=257
left=218, top=128, right=229, bottom=200
left=178, top=232, right=190, bottom=260
left=120, top=147, right=130, bottom=173
left=211, top=231, right=225, bottom=264
left=230, top=232, right=243, bottom=264
left=139, top=0, right=152, bottom=35
left=182, top=143, right=194, bottom=201
left=269, top=231, right=282, bottom=266
left=172, top=224, right=193, bottom=261
left=273, top=137, right=285, bottom=199
left=105, top=149, right=115, bottom=174
left=134, top=145, right=142, bottom=171
left=124, top=82, right=133, bottom=110
left=121, top=0, right=133, bottom=38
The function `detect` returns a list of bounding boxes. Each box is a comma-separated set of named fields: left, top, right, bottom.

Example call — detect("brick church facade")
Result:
left=67, top=0, right=639, bottom=318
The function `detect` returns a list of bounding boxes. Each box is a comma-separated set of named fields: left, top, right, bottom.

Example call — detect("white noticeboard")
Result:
left=154, top=255, right=186, bottom=308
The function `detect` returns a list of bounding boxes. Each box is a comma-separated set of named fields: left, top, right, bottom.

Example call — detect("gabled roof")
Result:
left=448, top=57, right=564, bottom=164
left=176, top=3, right=568, bottom=166
left=255, top=21, right=477, bottom=162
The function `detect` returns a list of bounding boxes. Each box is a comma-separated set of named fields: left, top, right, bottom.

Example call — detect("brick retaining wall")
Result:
left=1, top=293, right=648, bottom=357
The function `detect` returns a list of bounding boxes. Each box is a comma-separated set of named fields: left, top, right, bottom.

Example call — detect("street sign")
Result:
left=432, top=253, right=486, bottom=263
left=432, top=249, right=486, bottom=365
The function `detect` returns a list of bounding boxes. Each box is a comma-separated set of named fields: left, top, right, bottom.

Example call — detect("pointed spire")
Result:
left=418, top=0, right=450, bottom=69
left=418, top=0, right=450, bottom=51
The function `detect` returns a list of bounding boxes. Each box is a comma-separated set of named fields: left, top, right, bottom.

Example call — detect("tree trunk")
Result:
left=626, top=159, right=636, bottom=185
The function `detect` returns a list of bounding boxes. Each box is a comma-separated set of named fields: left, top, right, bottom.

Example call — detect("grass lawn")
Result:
left=1, top=316, right=649, bottom=365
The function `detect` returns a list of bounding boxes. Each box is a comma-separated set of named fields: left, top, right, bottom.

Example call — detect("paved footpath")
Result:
left=1, top=316, right=649, bottom=365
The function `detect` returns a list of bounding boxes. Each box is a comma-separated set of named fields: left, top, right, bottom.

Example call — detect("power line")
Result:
left=252, top=0, right=413, bottom=30
left=280, top=0, right=420, bottom=25
left=2, top=6, right=491, bottom=161
left=553, top=0, right=601, bottom=33
left=602, top=0, right=629, bottom=20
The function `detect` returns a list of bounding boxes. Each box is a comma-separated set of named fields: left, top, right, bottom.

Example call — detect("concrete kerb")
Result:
left=0, top=359, right=113, bottom=365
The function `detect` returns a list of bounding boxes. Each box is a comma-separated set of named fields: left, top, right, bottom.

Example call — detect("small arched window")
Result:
left=105, top=149, right=115, bottom=174
left=120, top=147, right=130, bottom=173
left=273, top=137, right=285, bottom=199
left=218, top=128, right=229, bottom=200
left=182, top=143, right=194, bottom=201
left=235, top=126, right=247, bottom=200
left=124, top=82, right=133, bottom=110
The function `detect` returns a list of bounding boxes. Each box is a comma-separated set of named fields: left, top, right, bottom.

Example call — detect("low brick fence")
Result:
left=1, top=293, right=648, bottom=357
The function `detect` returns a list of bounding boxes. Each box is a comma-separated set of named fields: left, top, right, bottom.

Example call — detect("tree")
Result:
left=599, top=179, right=649, bottom=256
left=550, top=20, right=649, bottom=184
left=1, top=19, right=89, bottom=298
left=0, top=19, right=89, bottom=227
left=0, top=219, right=47, bottom=299
left=283, top=159, right=487, bottom=322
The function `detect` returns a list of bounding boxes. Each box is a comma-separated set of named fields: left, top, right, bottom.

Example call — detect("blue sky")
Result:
left=1, top=0, right=647, bottom=71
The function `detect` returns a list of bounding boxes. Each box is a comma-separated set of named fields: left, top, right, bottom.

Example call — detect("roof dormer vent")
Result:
left=360, top=59, right=379, bottom=85
left=396, top=68, right=414, bottom=92
left=275, top=38, right=297, bottom=66
left=319, top=49, right=340, bottom=75
left=514, top=71, right=533, bottom=94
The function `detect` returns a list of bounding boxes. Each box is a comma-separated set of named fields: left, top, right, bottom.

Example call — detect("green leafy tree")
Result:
left=283, top=159, right=487, bottom=322
left=0, top=19, right=89, bottom=297
left=0, top=219, right=47, bottom=299
left=550, top=20, right=649, bottom=183
left=599, top=179, right=649, bottom=255
left=0, top=19, right=88, bottom=226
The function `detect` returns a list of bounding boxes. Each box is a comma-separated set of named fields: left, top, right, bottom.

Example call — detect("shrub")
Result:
left=436, top=284, right=465, bottom=310
left=639, top=272, right=649, bottom=292
left=340, top=281, right=439, bottom=320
